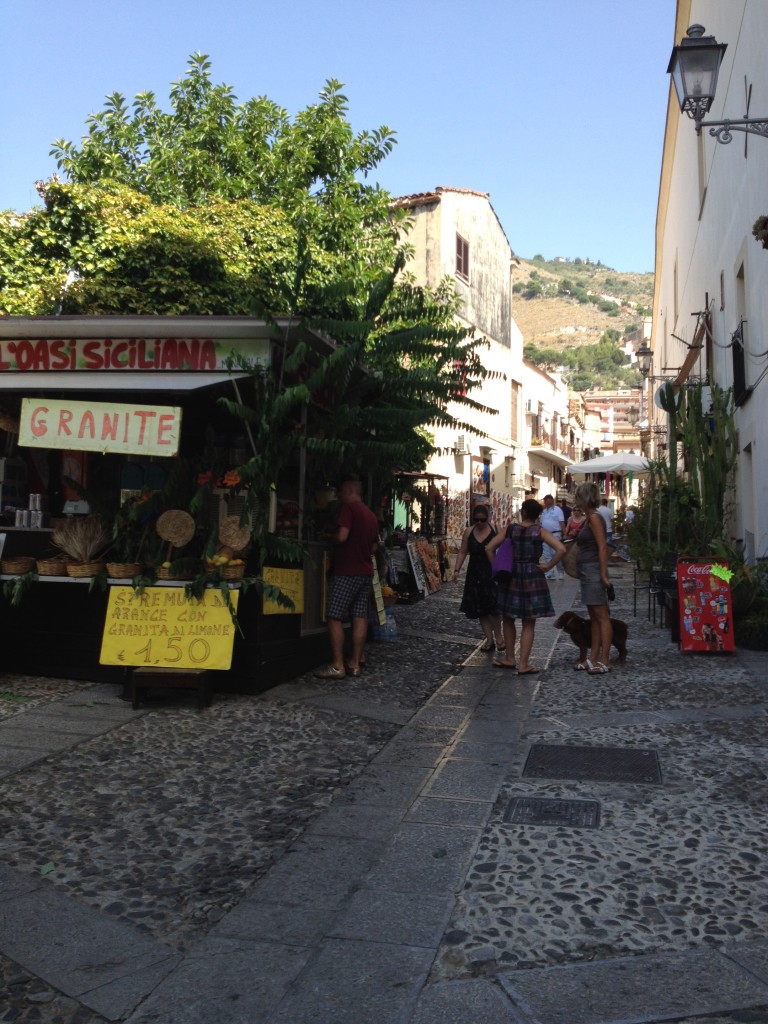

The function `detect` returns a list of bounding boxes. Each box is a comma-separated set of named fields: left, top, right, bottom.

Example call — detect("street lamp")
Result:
left=668, top=24, right=768, bottom=144
left=636, top=342, right=653, bottom=380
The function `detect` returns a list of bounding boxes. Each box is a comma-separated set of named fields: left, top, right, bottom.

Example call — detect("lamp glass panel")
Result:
left=673, top=43, right=723, bottom=109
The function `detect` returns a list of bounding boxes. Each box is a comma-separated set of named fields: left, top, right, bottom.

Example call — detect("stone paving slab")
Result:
left=0, top=879, right=179, bottom=1017
left=328, top=887, right=452, bottom=947
left=241, top=833, right=384, bottom=907
left=373, top=740, right=446, bottom=768
left=409, top=980, right=524, bottom=1024
left=0, top=724, right=96, bottom=750
left=406, top=796, right=495, bottom=828
left=496, top=948, right=768, bottom=1024
left=303, top=802, right=404, bottom=841
left=0, top=863, right=42, bottom=900
left=125, top=937, right=312, bottom=1024
left=363, top=822, right=482, bottom=896
left=723, top=939, right=768, bottom=984
left=3, top=708, right=127, bottom=735
left=265, top=937, right=434, bottom=1024
left=332, top=763, right=436, bottom=807
left=421, top=758, right=508, bottom=801
left=0, top=746, right=47, bottom=775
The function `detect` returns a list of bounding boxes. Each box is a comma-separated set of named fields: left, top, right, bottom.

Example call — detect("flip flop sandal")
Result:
left=517, top=668, right=540, bottom=675
left=492, top=660, right=517, bottom=670
left=587, top=660, right=611, bottom=674
left=346, top=666, right=362, bottom=677
left=480, top=640, right=495, bottom=652
left=574, top=662, right=589, bottom=671
left=314, top=664, right=346, bottom=679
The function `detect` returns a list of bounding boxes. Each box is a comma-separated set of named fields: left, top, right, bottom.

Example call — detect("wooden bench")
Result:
left=130, top=667, right=212, bottom=710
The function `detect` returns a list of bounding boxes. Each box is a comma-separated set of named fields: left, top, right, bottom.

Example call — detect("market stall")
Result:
left=384, top=472, right=449, bottom=602
left=0, top=315, right=344, bottom=691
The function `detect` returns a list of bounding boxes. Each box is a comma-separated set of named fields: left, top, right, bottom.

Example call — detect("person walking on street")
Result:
left=565, top=504, right=586, bottom=539
left=540, top=493, right=565, bottom=580
left=559, top=498, right=571, bottom=528
left=315, top=475, right=380, bottom=679
left=452, top=504, right=504, bottom=652
left=485, top=498, right=565, bottom=675
left=598, top=498, right=614, bottom=544
left=573, top=482, right=614, bottom=674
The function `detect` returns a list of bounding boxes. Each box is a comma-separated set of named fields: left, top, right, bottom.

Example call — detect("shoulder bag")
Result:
left=561, top=539, right=581, bottom=579
left=491, top=526, right=515, bottom=586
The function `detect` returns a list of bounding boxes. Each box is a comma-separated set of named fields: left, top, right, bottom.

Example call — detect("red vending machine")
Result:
left=677, top=557, right=735, bottom=654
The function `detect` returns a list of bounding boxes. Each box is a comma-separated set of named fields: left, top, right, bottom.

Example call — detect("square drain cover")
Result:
left=523, top=743, right=662, bottom=784
left=504, top=796, right=600, bottom=828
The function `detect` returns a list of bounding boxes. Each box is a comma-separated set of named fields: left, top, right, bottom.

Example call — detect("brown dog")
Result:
left=553, top=610, right=628, bottom=665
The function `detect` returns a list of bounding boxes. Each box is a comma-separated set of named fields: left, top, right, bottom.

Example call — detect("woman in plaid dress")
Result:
left=485, top=498, right=565, bottom=674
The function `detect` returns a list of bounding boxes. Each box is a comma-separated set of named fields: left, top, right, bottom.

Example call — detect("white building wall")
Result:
left=654, top=0, right=768, bottom=560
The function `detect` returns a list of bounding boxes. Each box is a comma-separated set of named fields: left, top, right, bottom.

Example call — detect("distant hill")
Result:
left=509, top=256, right=654, bottom=390
left=512, top=256, right=653, bottom=351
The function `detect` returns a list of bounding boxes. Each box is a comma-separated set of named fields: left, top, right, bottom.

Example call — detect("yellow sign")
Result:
left=262, top=566, right=304, bottom=615
left=99, top=587, right=239, bottom=670
left=19, top=398, right=181, bottom=456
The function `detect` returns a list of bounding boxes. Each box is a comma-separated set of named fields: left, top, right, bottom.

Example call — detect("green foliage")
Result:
left=4, top=55, right=498, bottom=552
left=525, top=329, right=638, bottom=390
left=49, top=57, right=398, bottom=255
left=629, top=383, right=740, bottom=566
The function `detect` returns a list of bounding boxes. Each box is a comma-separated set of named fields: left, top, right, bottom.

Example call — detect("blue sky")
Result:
left=1, top=0, right=675, bottom=272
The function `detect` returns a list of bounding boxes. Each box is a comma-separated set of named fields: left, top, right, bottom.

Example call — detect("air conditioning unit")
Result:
left=454, top=434, right=470, bottom=455
left=525, top=399, right=534, bottom=413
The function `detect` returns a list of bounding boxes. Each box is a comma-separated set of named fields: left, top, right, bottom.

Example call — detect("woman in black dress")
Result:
left=452, top=504, right=503, bottom=651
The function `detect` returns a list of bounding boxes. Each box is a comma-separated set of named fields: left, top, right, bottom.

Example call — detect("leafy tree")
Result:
left=2, top=57, right=498, bottom=503
left=50, top=56, right=398, bottom=262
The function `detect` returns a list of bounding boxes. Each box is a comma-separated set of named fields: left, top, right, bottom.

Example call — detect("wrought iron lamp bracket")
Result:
left=700, top=117, right=768, bottom=144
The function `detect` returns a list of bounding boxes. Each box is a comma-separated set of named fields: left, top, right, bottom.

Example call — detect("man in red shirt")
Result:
left=315, top=475, right=380, bottom=679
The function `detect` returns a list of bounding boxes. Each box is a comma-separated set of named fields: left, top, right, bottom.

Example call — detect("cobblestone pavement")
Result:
left=3, top=568, right=768, bottom=1023
left=429, top=571, right=768, bottom=1024
left=0, top=586, right=479, bottom=1023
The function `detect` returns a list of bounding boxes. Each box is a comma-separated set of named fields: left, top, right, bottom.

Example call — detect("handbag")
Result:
left=491, top=535, right=515, bottom=586
left=561, top=539, right=580, bottom=579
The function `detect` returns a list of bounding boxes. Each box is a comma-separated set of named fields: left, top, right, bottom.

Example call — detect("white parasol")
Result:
left=569, top=453, right=651, bottom=476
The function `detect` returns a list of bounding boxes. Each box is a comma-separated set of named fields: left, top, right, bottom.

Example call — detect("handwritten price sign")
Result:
left=99, top=587, right=239, bottom=670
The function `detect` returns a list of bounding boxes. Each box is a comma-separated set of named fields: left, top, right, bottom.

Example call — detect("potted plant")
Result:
left=52, top=516, right=111, bottom=577
left=108, top=492, right=154, bottom=578
left=752, top=215, right=768, bottom=249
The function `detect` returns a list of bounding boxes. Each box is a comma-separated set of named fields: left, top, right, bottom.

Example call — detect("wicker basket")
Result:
left=1, top=556, right=36, bottom=575
left=106, top=562, right=142, bottom=579
left=66, top=560, right=105, bottom=578
left=220, top=562, right=246, bottom=580
left=36, top=558, right=68, bottom=576
left=156, top=566, right=194, bottom=581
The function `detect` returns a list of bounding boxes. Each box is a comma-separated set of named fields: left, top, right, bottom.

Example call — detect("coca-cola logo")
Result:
left=687, top=564, right=715, bottom=575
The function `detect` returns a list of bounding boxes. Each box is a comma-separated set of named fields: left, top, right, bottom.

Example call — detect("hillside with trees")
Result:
left=512, top=255, right=654, bottom=390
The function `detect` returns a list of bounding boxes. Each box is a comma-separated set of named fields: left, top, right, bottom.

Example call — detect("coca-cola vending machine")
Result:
left=677, top=557, right=735, bottom=654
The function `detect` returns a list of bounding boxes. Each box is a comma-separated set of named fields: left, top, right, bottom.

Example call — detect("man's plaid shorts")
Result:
left=327, top=574, right=371, bottom=620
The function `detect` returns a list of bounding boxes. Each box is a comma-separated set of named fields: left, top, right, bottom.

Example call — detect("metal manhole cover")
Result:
left=504, top=796, right=600, bottom=828
left=522, top=743, right=662, bottom=784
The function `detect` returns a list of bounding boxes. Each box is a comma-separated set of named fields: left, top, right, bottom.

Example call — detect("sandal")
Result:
left=574, top=661, right=589, bottom=671
left=345, top=665, right=362, bottom=678
left=587, top=660, right=611, bottom=674
left=313, top=664, right=346, bottom=679
left=480, top=640, right=495, bottom=652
